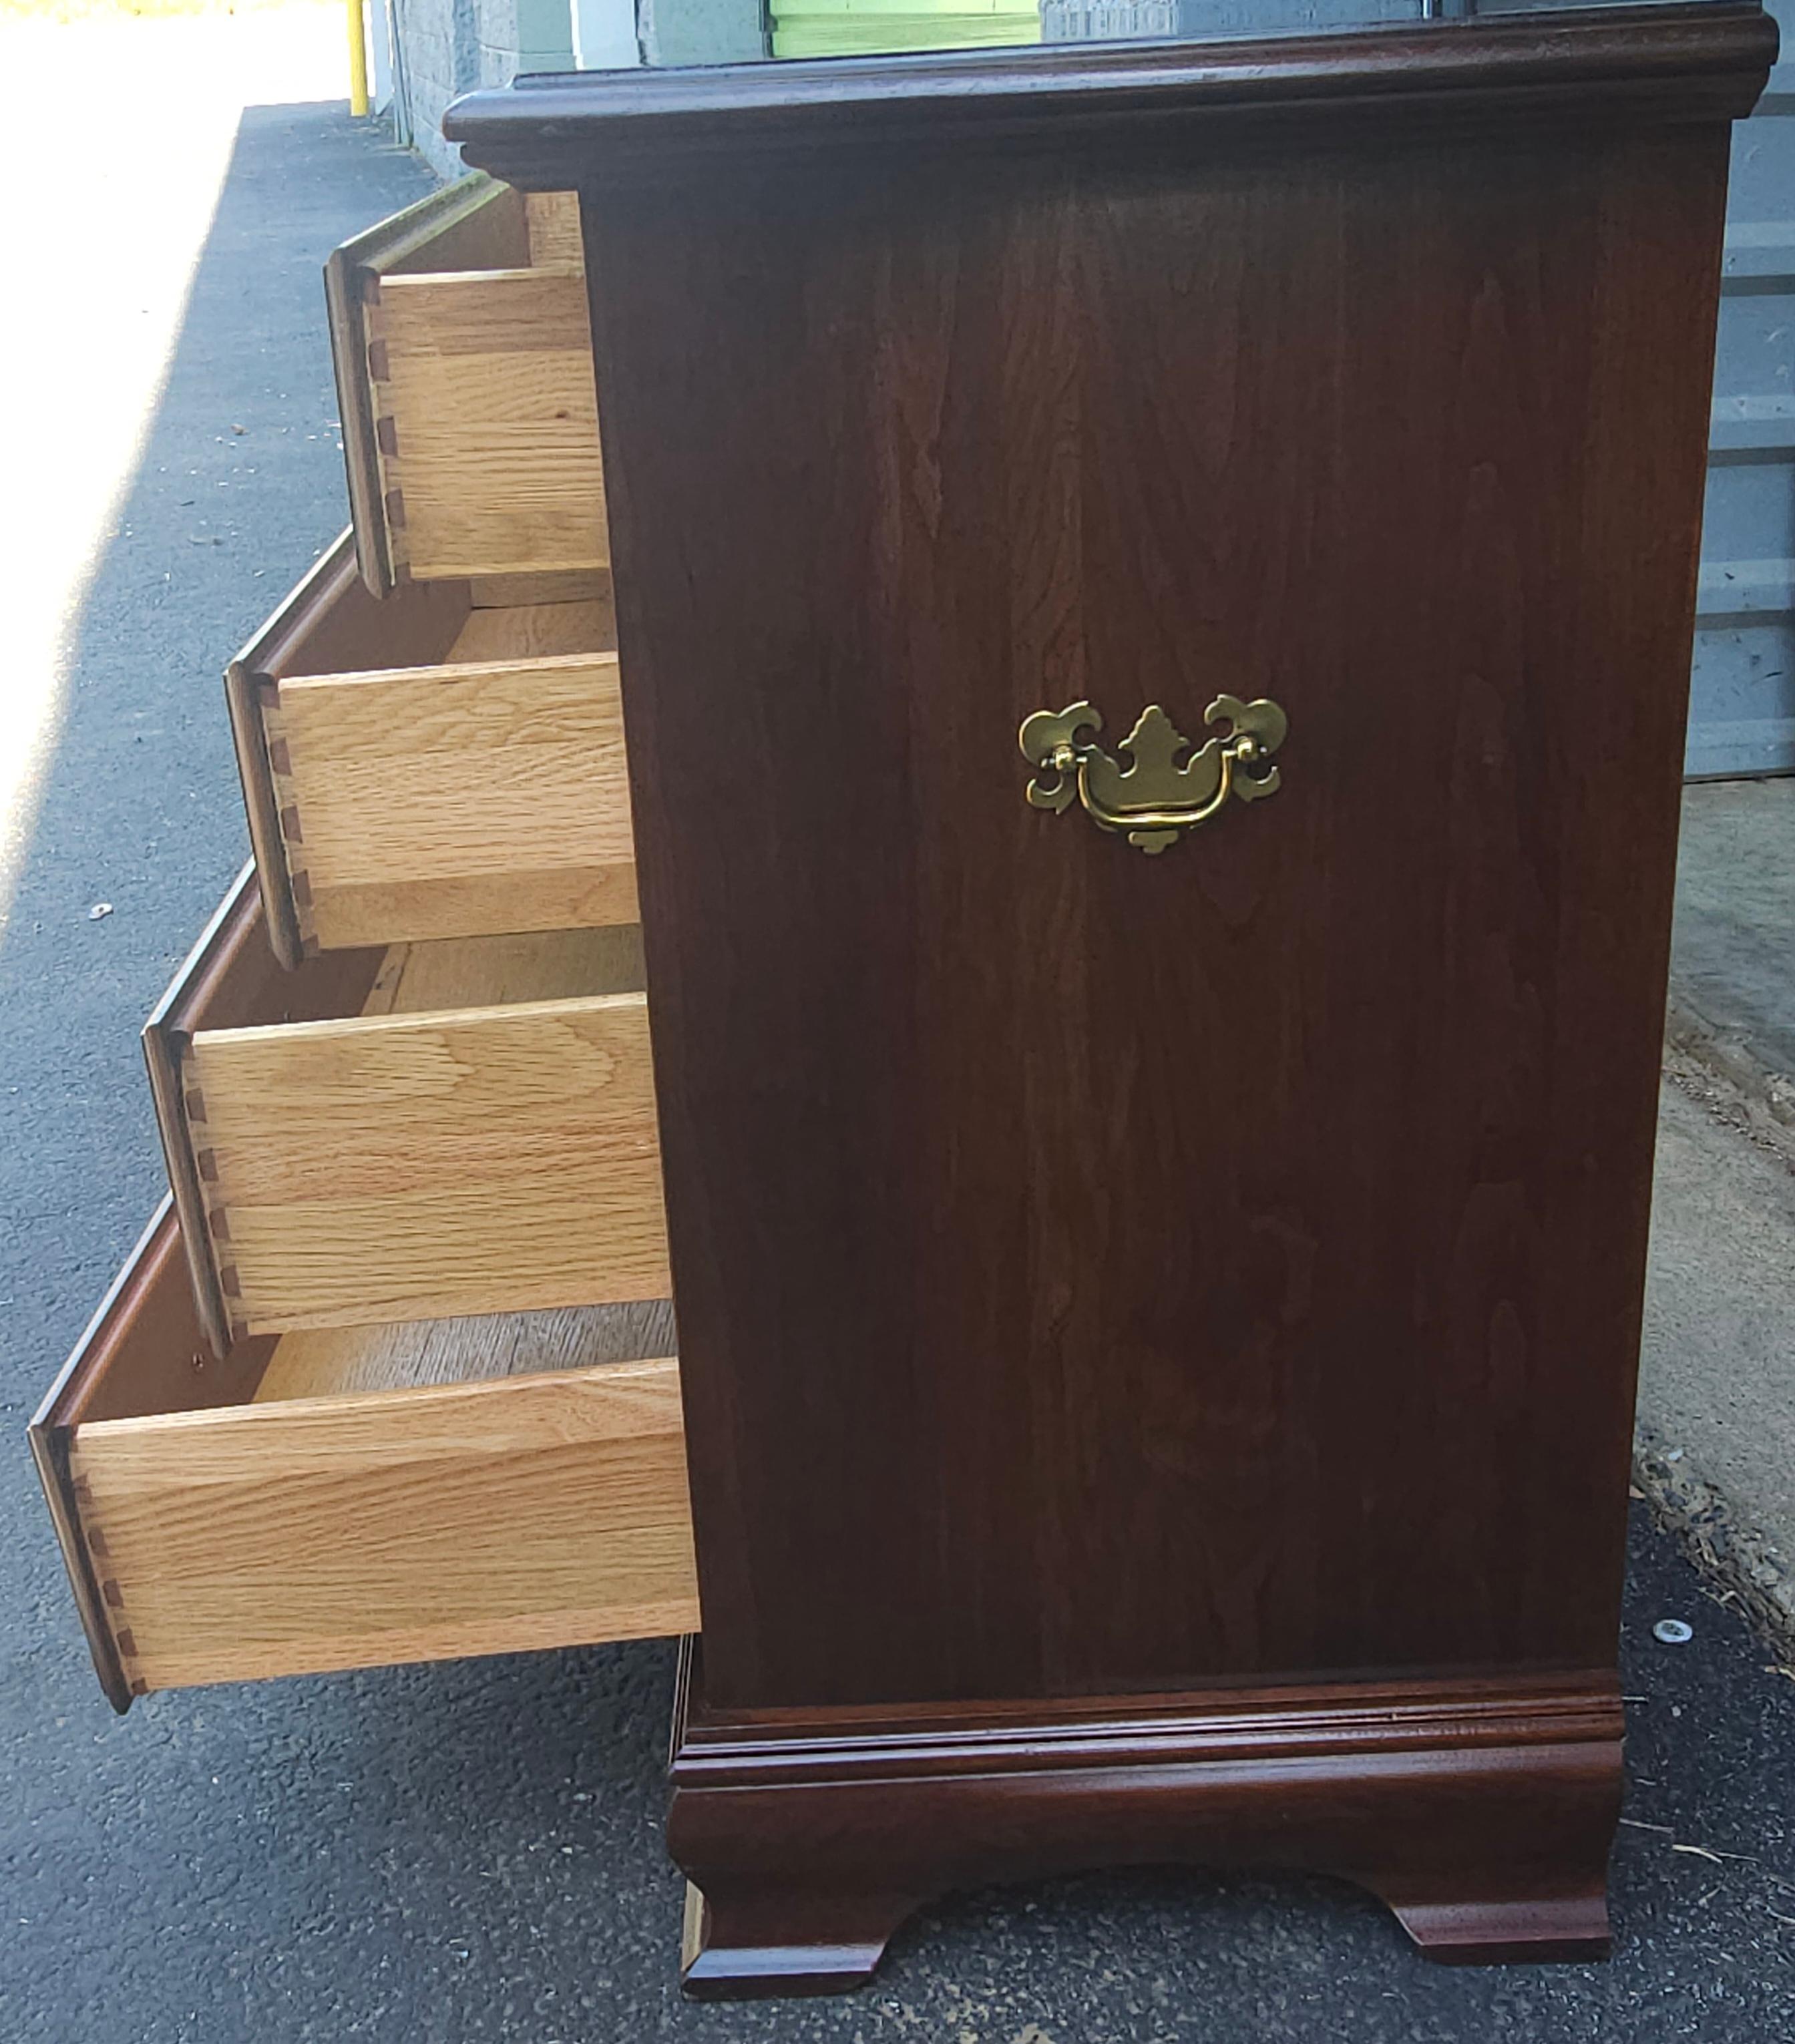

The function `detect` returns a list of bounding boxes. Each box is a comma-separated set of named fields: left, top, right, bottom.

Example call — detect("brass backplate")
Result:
left=1018, top=696, right=1287, bottom=853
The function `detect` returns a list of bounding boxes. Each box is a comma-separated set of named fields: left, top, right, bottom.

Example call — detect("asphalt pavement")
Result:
left=2, top=12, right=1793, bottom=2039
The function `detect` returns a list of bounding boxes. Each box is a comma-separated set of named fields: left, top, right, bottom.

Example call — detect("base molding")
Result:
left=668, top=1647, right=1623, bottom=1998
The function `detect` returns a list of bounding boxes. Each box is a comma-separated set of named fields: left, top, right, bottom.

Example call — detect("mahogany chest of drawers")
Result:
left=34, top=3, right=1776, bottom=1998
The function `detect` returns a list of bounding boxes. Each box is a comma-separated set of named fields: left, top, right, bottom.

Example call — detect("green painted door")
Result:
left=769, top=0, right=1039, bottom=59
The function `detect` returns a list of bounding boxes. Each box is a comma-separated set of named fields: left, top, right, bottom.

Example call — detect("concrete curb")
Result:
left=1666, top=988, right=1795, bottom=1154
left=1634, top=1421, right=1795, bottom=1659
left=1637, top=1000, right=1795, bottom=1660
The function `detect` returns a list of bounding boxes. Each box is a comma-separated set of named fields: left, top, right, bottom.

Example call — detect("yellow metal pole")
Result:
left=347, top=0, right=371, bottom=118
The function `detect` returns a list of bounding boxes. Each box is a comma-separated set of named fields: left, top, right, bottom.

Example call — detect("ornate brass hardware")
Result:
left=1018, top=695, right=1288, bottom=854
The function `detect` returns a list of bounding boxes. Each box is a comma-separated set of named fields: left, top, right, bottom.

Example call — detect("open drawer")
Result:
left=146, top=866, right=670, bottom=1360
left=31, top=1197, right=696, bottom=1711
left=225, top=531, right=635, bottom=965
left=327, top=175, right=603, bottom=592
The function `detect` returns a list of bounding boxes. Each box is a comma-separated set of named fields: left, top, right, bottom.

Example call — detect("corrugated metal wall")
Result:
left=1478, top=5, right=1794, bottom=780
left=1696, top=0, right=1795, bottom=777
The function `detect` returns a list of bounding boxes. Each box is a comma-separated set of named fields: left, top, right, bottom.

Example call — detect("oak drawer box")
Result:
left=31, top=1197, right=696, bottom=1711
left=327, top=177, right=603, bottom=591
left=226, top=532, right=636, bottom=966
left=146, top=867, right=670, bottom=1358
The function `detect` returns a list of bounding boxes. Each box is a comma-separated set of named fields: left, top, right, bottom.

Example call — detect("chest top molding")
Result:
left=445, top=4, right=1775, bottom=190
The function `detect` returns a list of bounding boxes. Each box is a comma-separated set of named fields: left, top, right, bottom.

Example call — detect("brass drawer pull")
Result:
left=1019, top=696, right=1287, bottom=854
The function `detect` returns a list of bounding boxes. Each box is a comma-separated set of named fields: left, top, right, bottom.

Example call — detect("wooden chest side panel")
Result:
left=585, top=124, right=1731, bottom=1708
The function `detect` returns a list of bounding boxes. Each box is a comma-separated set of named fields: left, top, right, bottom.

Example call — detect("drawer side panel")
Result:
left=369, top=270, right=608, bottom=580
left=67, top=1358, right=698, bottom=1690
left=274, top=652, right=640, bottom=948
left=327, top=172, right=531, bottom=593
left=186, top=993, right=670, bottom=1333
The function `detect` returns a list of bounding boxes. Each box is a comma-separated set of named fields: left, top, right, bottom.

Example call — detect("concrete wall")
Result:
left=1690, top=0, right=1795, bottom=778
left=574, top=0, right=643, bottom=66
left=388, top=0, right=580, bottom=179
left=638, top=0, right=763, bottom=63
left=386, top=0, right=765, bottom=171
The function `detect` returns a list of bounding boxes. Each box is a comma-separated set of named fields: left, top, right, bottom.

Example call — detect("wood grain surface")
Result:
left=369, top=266, right=608, bottom=580
left=142, top=877, right=654, bottom=1352
left=446, top=6, right=1774, bottom=189
left=188, top=990, right=667, bottom=1334
left=254, top=1295, right=678, bottom=1400
left=413, top=4, right=1775, bottom=1977
left=227, top=540, right=625, bottom=960
left=556, top=31, right=1756, bottom=1713
left=41, top=865, right=684, bottom=1702
left=446, top=596, right=615, bottom=661
left=467, top=568, right=612, bottom=610
left=30, top=1200, right=277, bottom=1711
left=68, top=1356, right=696, bottom=1691
left=142, top=868, right=387, bottom=1357
left=266, top=648, right=636, bottom=950
left=225, top=532, right=473, bottom=964
left=35, top=1181, right=680, bottom=1705
left=363, top=922, right=646, bottom=1015
left=325, top=172, right=532, bottom=594
left=670, top=1655, right=1624, bottom=1988
left=525, top=190, right=584, bottom=268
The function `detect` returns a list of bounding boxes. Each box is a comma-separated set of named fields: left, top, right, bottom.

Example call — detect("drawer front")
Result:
left=32, top=1203, right=697, bottom=1708
left=226, top=534, right=637, bottom=963
left=145, top=869, right=663, bottom=1354
left=327, top=175, right=604, bottom=590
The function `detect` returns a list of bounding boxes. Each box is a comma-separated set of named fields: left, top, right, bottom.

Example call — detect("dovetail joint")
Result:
left=180, top=1046, right=244, bottom=1330
left=258, top=692, right=317, bottom=944
left=67, top=1448, right=148, bottom=1693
